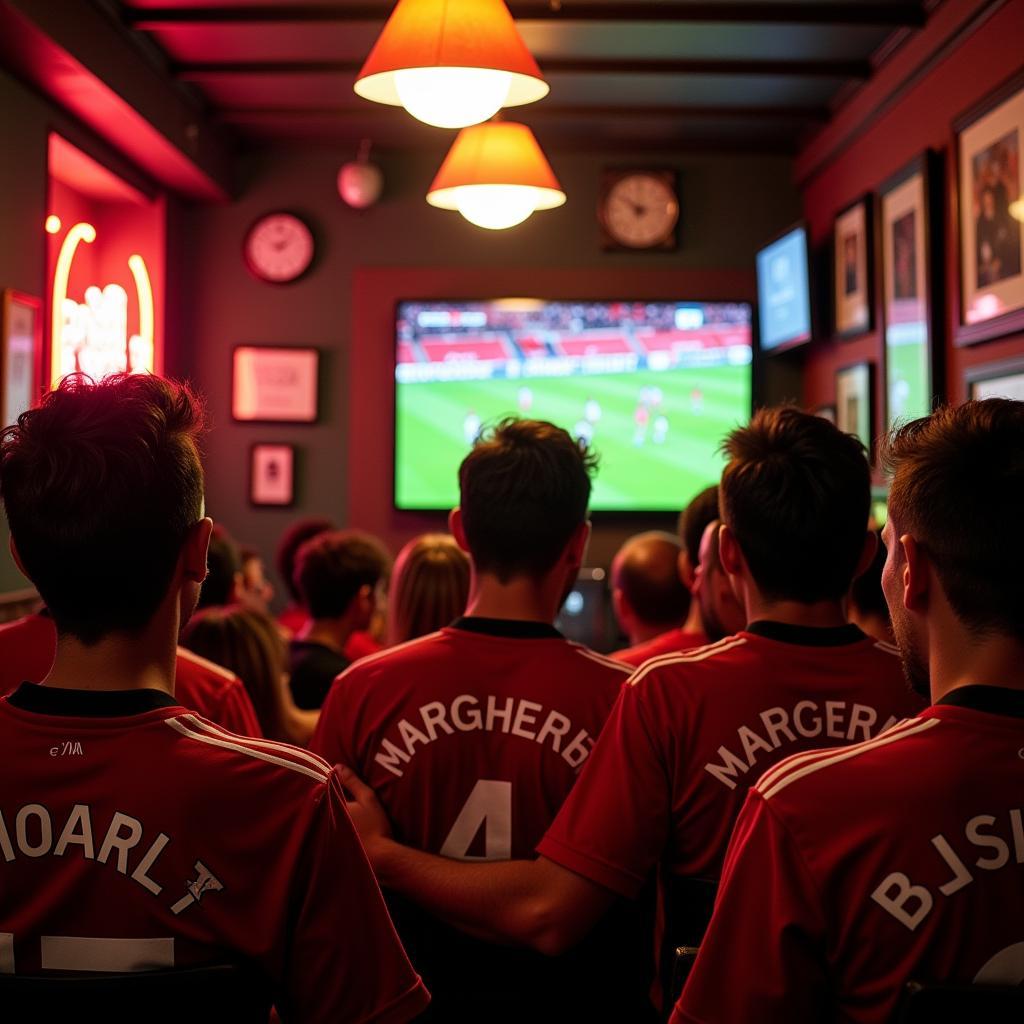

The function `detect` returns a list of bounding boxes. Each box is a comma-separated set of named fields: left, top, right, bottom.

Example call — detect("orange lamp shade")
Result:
left=427, top=121, right=566, bottom=229
left=355, top=0, right=549, bottom=128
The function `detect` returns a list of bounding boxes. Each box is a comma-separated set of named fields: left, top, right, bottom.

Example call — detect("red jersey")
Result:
left=0, top=615, right=262, bottom=737
left=277, top=606, right=383, bottom=663
left=673, top=687, right=1024, bottom=1024
left=612, top=629, right=708, bottom=669
left=0, top=683, right=428, bottom=1023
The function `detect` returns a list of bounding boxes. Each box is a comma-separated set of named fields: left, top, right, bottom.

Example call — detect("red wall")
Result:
left=798, top=0, right=1024, bottom=429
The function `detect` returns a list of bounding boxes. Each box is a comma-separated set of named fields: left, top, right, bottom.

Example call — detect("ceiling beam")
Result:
left=177, top=57, right=871, bottom=79
left=125, top=3, right=926, bottom=28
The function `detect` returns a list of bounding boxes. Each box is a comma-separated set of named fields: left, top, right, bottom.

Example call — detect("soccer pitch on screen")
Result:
left=395, top=365, right=751, bottom=512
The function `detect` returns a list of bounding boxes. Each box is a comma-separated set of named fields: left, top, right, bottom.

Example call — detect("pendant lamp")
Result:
left=355, top=0, right=549, bottom=130
left=427, top=121, right=565, bottom=230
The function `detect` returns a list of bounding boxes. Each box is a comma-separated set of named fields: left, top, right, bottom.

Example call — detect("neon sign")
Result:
left=50, top=221, right=155, bottom=388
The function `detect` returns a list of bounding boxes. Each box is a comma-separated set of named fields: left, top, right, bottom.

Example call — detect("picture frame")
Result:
left=954, top=71, right=1024, bottom=345
left=833, top=196, right=874, bottom=339
left=835, top=362, right=874, bottom=457
left=249, top=443, right=295, bottom=507
left=232, top=346, right=319, bottom=423
left=965, top=356, right=1024, bottom=402
left=1, top=290, right=41, bottom=428
left=879, top=151, right=943, bottom=430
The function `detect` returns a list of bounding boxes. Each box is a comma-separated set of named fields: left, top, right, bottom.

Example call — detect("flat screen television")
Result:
left=756, top=224, right=813, bottom=353
left=394, top=299, right=753, bottom=512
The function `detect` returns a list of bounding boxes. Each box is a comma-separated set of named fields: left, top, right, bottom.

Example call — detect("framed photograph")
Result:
left=965, top=356, right=1024, bottom=401
left=250, top=444, right=295, bottom=506
left=880, top=152, right=942, bottom=430
left=954, top=71, right=1024, bottom=345
left=232, top=346, right=319, bottom=423
left=835, top=362, right=874, bottom=456
left=833, top=196, right=874, bottom=338
left=1, top=290, right=41, bottom=428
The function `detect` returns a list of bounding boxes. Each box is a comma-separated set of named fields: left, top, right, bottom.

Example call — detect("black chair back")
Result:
left=0, top=962, right=273, bottom=1024
left=900, top=980, right=1024, bottom=1023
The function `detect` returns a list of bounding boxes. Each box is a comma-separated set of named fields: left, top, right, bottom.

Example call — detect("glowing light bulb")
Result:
left=45, top=215, right=62, bottom=234
left=394, top=67, right=512, bottom=129
left=453, top=185, right=540, bottom=229
left=1010, top=199, right=1024, bottom=223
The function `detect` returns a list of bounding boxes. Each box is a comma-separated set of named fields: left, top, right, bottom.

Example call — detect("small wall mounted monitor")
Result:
left=756, top=225, right=813, bottom=353
left=394, top=299, right=753, bottom=513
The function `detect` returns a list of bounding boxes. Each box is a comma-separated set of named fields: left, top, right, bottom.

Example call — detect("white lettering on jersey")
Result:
left=440, top=780, right=512, bottom=861
left=703, top=701, right=896, bottom=790
left=373, top=696, right=594, bottom=778
left=170, top=861, right=224, bottom=916
left=872, top=807, right=1024, bottom=931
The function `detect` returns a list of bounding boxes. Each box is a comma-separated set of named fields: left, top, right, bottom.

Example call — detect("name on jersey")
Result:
left=872, top=806, right=1024, bottom=931
left=704, top=701, right=900, bottom=790
left=0, top=801, right=221, bottom=917
left=374, top=695, right=595, bottom=778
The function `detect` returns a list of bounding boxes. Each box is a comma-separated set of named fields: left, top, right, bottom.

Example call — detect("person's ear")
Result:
left=182, top=518, right=214, bottom=583
left=8, top=536, right=28, bottom=581
left=678, top=550, right=696, bottom=591
left=852, top=530, right=879, bottom=581
left=612, top=587, right=629, bottom=630
left=718, top=524, right=743, bottom=578
left=900, top=535, right=929, bottom=614
left=449, top=507, right=470, bottom=553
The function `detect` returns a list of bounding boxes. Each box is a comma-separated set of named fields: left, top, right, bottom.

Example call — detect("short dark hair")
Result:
left=294, top=529, right=391, bottom=619
left=0, top=373, right=205, bottom=644
left=720, top=406, right=869, bottom=602
left=614, top=533, right=689, bottom=627
left=276, top=517, right=335, bottom=604
left=849, top=530, right=889, bottom=621
left=678, top=485, right=720, bottom=567
left=198, top=524, right=240, bottom=609
left=458, top=418, right=597, bottom=581
left=883, top=399, right=1024, bottom=639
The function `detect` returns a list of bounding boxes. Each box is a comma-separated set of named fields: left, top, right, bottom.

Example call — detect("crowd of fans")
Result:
left=0, top=371, right=1020, bottom=1023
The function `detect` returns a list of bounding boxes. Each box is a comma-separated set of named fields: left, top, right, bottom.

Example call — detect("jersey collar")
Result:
left=451, top=616, right=563, bottom=640
left=7, top=683, right=178, bottom=717
left=745, top=620, right=867, bottom=647
left=936, top=685, right=1024, bottom=718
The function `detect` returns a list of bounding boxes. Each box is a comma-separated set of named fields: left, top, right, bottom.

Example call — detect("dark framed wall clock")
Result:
left=243, top=211, right=316, bottom=284
left=598, top=169, right=679, bottom=251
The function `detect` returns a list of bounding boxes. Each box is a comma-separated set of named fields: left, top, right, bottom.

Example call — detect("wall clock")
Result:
left=598, top=170, right=679, bottom=251
left=243, top=212, right=315, bottom=284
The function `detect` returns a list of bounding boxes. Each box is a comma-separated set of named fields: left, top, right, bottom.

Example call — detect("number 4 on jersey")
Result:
left=440, top=780, right=512, bottom=861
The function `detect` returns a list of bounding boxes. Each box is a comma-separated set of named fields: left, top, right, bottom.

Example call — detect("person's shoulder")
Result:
left=339, top=631, right=448, bottom=678
left=564, top=640, right=635, bottom=679
left=176, top=646, right=239, bottom=693
left=626, top=634, right=751, bottom=691
left=0, top=613, right=54, bottom=642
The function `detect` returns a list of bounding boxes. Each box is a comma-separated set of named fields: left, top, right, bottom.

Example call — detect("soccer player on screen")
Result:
left=342, top=407, right=923, bottom=1011
left=0, top=374, right=428, bottom=1023
left=311, top=418, right=647, bottom=1021
left=674, top=399, right=1024, bottom=1023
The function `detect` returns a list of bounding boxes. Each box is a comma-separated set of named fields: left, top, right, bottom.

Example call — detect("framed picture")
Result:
left=835, top=362, right=874, bottom=456
left=1, top=290, right=41, bottom=428
left=954, top=71, right=1024, bottom=345
left=833, top=196, right=874, bottom=338
left=880, top=152, right=942, bottom=430
left=250, top=444, right=295, bottom=506
left=232, top=346, right=319, bottom=423
left=965, top=356, right=1024, bottom=401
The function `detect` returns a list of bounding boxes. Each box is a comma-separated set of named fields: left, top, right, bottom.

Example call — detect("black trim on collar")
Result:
left=7, top=683, right=178, bottom=717
left=937, top=685, right=1024, bottom=718
left=746, top=621, right=867, bottom=647
left=452, top=616, right=563, bottom=640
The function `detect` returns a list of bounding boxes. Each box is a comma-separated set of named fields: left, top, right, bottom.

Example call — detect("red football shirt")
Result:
left=538, top=623, right=924, bottom=894
left=612, top=629, right=708, bottom=669
left=0, top=683, right=429, bottom=1024
left=673, top=686, right=1024, bottom=1024
left=0, top=615, right=262, bottom=737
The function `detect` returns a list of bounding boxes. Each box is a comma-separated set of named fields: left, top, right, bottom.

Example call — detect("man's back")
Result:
left=674, top=687, right=1024, bottom=1023
left=0, top=683, right=427, bottom=1023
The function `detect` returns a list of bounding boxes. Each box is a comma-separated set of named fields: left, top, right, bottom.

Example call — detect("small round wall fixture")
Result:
left=338, top=139, right=384, bottom=209
left=427, top=122, right=566, bottom=230
left=243, top=211, right=315, bottom=284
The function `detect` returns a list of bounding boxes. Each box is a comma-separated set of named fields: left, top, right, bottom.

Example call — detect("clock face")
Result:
left=601, top=173, right=679, bottom=250
left=244, top=213, right=315, bottom=284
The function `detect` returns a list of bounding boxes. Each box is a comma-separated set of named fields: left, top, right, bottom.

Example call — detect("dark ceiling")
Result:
left=115, top=0, right=937, bottom=154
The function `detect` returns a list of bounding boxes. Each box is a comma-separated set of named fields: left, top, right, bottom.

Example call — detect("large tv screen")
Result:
left=756, top=225, right=813, bottom=352
left=394, top=299, right=753, bottom=512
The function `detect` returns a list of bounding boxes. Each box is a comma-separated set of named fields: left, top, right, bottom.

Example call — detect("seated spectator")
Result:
left=848, top=529, right=894, bottom=644
left=691, top=519, right=745, bottom=642
left=610, top=531, right=690, bottom=649
left=613, top=485, right=721, bottom=666
left=196, top=524, right=242, bottom=609
left=182, top=605, right=318, bottom=746
left=274, top=517, right=334, bottom=634
left=238, top=546, right=275, bottom=615
left=386, top=533, right=470, bottom=645
left=673, top=399, right=1024, bottom=1024
left=0, top=373, right=427, bottom=1021
left=289, top=530, right=391, bottom=710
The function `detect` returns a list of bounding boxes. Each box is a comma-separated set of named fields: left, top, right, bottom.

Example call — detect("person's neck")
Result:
left=464, top=572, right=564, bottom=625
left=682, top=603, right=705, bottom=636
left=930, top=627, right=1024, bottom=703
left=744, top=595, right=849, bottom=630
left=297, top=617, right=353, bottom=655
